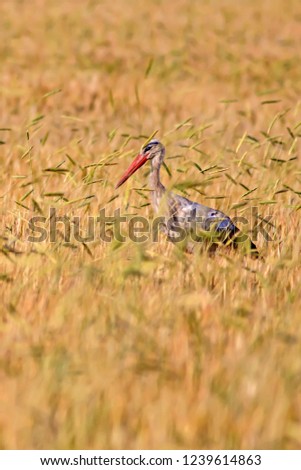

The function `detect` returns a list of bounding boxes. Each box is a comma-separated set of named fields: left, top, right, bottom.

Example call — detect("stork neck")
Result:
left=149, top=160, right=165, bottom=212
left=149, top=160, right=165, bottom=190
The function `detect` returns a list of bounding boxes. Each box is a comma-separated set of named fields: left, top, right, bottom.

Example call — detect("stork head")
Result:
left=115, top=139, right=165, bottom=189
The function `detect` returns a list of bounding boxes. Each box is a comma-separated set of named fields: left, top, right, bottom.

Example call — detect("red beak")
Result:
left=115, top=153, right=148, bottom=189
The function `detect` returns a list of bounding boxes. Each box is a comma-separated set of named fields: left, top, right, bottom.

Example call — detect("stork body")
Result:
left=116, top=140, right=258, bottom=256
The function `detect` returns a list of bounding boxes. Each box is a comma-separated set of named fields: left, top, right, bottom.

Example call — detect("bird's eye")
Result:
left=143, top=144, right=153, bottom=153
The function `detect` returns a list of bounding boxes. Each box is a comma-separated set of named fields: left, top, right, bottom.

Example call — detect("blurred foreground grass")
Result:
left=1, top=0, right=301, bottom=449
